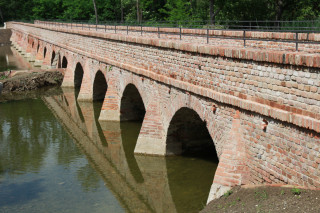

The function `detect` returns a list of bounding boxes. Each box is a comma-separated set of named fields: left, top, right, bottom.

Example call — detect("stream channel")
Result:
left=0, top=45, right=218, bottom=213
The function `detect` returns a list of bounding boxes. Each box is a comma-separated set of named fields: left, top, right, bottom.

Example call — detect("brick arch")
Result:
left=92, top=69, right=108, bottom=101
left=61, top=55, right=68, bottom=68
left=160, top=91, right=225, bottom=156
left=43, top=45, right=47, bottom=59
left=58, top=51, right=70, bottom=68
left=61, top=54, right=86, bottom=88
left=159, top=89, right=249, bottom=189
left=73, top=61, right=85, bottom=89
left=118, top=75, right=150, bottom=110
left=50, top=50, right=56, bottom=65
left=119, top=82, right=146, bottom=122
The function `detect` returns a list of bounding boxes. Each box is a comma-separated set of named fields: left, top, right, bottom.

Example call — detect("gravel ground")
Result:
left=201, top=186, right=320, bottom=213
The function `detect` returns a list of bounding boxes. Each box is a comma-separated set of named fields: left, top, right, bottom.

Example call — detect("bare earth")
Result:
left=201, top=186, right=320, bottom=213
left=0, top=70, right=63, bottom=93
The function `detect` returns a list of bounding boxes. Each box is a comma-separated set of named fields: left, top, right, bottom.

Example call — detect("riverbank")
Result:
left=0, top=69, right=63, bottom=95
left=0, top=29, right=11, bottom=46
left=201, top=185, right=320, bottom=213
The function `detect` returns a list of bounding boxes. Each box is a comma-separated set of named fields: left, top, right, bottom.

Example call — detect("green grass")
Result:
left=224, top=190, right=233, bottom=197
left=292, top=187, right=302, bottom=195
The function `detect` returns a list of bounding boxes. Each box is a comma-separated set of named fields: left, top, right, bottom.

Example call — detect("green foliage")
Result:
left=224, top=190, right=233, bottom=197
left=254, top=190, right=268, bottom=201
left=0, top=0, right=319, bottom=25
left=292, top=187, right=302, bottom=195
left=0, top=75, right=7, bottom=80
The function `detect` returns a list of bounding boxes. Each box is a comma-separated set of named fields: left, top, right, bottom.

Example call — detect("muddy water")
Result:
left=0, top=46, right=36, bottom=72
left=0, top=88, right=218, bottom=213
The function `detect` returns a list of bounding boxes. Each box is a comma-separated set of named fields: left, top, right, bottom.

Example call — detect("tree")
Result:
left=92, top=0, right=98, bottom=24
left=209, top=0, right=222, bottom=25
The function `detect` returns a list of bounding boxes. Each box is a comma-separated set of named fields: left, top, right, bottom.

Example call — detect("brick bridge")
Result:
left=8, top=21, right=320, bottom=203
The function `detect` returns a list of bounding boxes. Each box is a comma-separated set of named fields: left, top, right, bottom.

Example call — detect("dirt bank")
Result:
left=201, top=185, right=320, bottom=213
left=0, top=70, right=63, bottom=94
left=0, top=29, right=12, bottom=45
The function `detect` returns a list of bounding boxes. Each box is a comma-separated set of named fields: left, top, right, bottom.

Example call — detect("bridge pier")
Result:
left=134, top=99, right=167, bottom=156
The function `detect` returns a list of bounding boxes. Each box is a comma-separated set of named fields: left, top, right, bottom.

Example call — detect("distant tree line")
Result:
left=0, top=0, right=319, bottom=25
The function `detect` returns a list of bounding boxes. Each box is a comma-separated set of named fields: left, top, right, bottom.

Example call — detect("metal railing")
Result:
left=33, top=19, right=320, bottom=31
left=18, top=20, right=320, bottom=51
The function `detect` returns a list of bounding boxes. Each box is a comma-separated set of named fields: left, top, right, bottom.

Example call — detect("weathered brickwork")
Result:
left=9, top=22, right=320, bottom=202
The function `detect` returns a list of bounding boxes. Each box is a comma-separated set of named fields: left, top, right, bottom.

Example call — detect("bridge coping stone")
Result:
left=8, top=22, right=320, bottom=68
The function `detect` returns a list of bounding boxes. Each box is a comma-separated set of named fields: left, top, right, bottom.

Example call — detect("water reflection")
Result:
left=44, top=88, right=218, bottom=213
left=0, top=99, right=52, bottom=176
left=0, top=46, right=35, bottom=72
left=0, top=92, right=124, bottom=213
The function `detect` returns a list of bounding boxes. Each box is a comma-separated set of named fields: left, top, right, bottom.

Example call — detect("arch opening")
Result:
left=51, top=51, right=56, bottom=66
left=120, top=84, right=146, bottom=122
left=120, top=83, right=145, bottom=183
left=62, top=56, right=68, bottom=68
left=37, top=44, right=40, bottom=53
left=93, top=70, right=108, bottom=101
left=43, top=47, right=47, bottom=59
left=74, top=63, right=84, bottom=89
left=166, top=107, right=218, bottom=159
left=166, top=107, right=219, bottom=212
left=32, top=41, right=34, bottom=48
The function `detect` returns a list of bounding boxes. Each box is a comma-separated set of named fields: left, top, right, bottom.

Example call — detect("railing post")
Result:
left=158, top=26, right=160, bottom=38
left=115, top=24, right=116, bottom=33
left=207, top=28, right=209, bottom=44
left=96, top=24, right=97, bottom=31
left=141, top=25, right=143, bottom=36
left=179, top=27, right=182, bottom=40
left=127, top=25, right=129, bottom=35
left=296, top=32, right=299, bottom=51
left=89, top=24, right=90, bottom=30
left=105, top=24, right=106, bottom=32
left=243, top=30, right=246, bottom=47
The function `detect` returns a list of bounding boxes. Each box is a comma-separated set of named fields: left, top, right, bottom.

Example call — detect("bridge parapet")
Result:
left=8, top=21, right=320, bottom=133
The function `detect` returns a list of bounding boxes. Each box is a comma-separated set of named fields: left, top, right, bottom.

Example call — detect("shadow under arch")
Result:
left=74, top=62, right=84, bottom=98
left=120, top=83, right=146, bottom=183
left=120, top=84, right=146, bottom=122
left=93, top=70, right=108, bottom=101
left=166, top=107, right=218, bottom=159
left=166, top=107, right=219, bottom=213
left=37, top=44, right=40, bottom=53
left=93, top=100, right=108, bottom=147
left=43, top=47, right=47, bottom=59
left=62, top=56, right=68, bottom=68
left=51, top=51, right=56, bottom=66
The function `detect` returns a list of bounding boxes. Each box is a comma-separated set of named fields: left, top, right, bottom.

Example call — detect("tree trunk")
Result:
left=0, top=7, right=4, bottom=25
left=92, top=0, right=98, bottom=24
left=137, top=0, right=140, bottom=23
left=209, top=0, right=221, bottom=26
left=209, top=0, right=214, bottom=25
left=275, top=0, right=284, bottom=21
left=121, top=0, right=124, bottom=23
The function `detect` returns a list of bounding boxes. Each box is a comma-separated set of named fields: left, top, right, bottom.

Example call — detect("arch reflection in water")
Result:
left=43, top=89, right=218, bottom=213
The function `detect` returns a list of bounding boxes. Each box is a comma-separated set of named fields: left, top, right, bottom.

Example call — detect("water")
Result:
left=0, top=89, right=218, bottom=213
left=0, top=46, right=35, bottom=72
